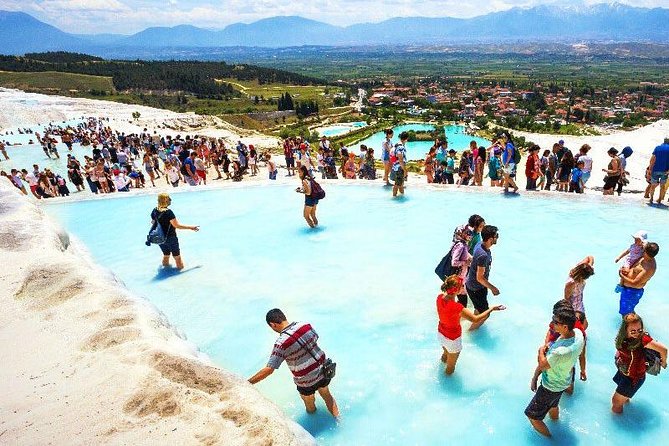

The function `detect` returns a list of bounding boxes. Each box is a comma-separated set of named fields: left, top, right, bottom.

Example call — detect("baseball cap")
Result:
left=632, top=230, right=648, bottom=241
left=558, top=139, right=565, bottom=145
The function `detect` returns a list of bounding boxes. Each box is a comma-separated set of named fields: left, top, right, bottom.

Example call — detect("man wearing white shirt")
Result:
left=577, top=144, right=593, bottom=186
left=112, top=171, right=130, bottom=192
left=22, top=168, right=40, bottom=199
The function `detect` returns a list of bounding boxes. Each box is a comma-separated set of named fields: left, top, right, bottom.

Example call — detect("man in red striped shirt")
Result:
left=248, top=309, right=339, bottom=418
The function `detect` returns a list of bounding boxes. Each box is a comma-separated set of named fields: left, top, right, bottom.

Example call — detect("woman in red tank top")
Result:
left=437, top=275, right=506, bottom=375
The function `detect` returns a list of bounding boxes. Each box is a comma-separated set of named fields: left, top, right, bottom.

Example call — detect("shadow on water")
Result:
left=152, top=265, right=202, bottom=281
left=297, top=225, right=326, bottom=235
left=467, top=325, right=497, bottom=352
left=502, top=190, right=522, bottom=198
left=296, top=409, right=338, bottom=438
left=436, top=368, right=480, bottom=398
left=647, top=202, right=668, bottom=209
left=522, top=418, right=580, bottom=446
left=610, top=400, right=661, bottom=434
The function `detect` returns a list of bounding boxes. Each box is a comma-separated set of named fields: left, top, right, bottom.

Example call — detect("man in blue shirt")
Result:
left=183, top=151, right=198, bottom=186
left=465, top=225, right=501, bottom=330
left=501, top=135, right=519, bottom=193
left=646, top=138, right=669, bottom=204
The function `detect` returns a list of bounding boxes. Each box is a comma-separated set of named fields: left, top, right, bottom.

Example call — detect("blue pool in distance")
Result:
left=45, top=185, right=669, bottom=445
left=350, top=123, right=490, bottom=160
left=318, top=122, right=367, bottom=137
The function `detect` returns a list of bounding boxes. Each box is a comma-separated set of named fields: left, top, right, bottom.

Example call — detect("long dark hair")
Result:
left=477, top=146, right=486, bottom=162
left=615, top=313, right=644, bottom=350
left=562, top=150, right=575, bottom=167
left=504, top=131, right=514, bottom=147
left=299, top=165, right=312, bottom=180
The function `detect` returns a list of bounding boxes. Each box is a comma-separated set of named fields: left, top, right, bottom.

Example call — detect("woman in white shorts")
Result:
left=437, top=275, right=506, bottom=375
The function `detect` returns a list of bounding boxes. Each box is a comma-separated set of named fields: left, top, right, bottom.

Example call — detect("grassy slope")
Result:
left=218, top=78, right=334, bottom=102
left=0, top=70, right=115, bottom=93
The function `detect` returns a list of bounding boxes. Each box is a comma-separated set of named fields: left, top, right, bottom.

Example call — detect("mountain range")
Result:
left=1, top=3, right=669, bottom=55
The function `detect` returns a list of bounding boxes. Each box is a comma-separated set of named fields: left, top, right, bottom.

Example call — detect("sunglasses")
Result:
left=628, top=328, right=643, bottom=335
left=552, top=317, right=565, bottom=326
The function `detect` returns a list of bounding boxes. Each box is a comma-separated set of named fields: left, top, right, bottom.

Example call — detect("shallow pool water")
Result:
left=1, top=119, right=94, bottom=179
left=45, top=185, right=669, bottom=445
left=351, top=124, right=490, bottom=160
left=318, top=122, right=367, bottom=138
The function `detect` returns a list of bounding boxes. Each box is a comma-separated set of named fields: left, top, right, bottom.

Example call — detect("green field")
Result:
left=219, top=78, right=336, bottom=102
left=0, top=70, right=115, bottom=93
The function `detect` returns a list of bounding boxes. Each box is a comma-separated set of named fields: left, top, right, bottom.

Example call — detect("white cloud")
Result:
left=44, top=0, right=129, bottom=11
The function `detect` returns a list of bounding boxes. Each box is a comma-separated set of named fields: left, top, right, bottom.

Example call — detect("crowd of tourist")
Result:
left=2, top=118, right=668, bottom=206
left=434, top=214, right=664, bottom=437
left=0, top=118, right=282, bottom=198
left=420, top=132, right=664, bottom=199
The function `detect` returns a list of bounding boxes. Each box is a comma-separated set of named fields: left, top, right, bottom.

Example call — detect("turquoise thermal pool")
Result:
left=45, top=184, right=669, bottom=445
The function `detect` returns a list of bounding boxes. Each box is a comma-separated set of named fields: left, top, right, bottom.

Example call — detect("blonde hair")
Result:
left=157, top=193, right=171, bottom=211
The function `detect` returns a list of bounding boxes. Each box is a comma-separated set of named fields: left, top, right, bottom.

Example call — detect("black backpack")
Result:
left=309, top=179, right=326, bottom=200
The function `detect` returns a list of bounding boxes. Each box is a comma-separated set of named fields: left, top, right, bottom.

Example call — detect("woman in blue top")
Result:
left=501, top=134, right=519, bottom=193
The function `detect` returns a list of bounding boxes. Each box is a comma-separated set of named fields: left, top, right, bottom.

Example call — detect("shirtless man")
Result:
left=617, top=242, right=658, bottom=315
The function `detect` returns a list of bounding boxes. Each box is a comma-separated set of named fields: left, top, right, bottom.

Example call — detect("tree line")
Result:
left=0, top=52, right=325, bottom=98
left=277, top=92, right=319, bottom=117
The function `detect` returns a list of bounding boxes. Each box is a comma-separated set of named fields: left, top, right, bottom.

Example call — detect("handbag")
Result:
left=435, top=243, right=462, bottom=281
left=645, top=348, right=662, bottom=376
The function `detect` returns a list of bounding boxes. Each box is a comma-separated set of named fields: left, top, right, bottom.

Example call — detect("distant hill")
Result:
left=217, top=16, right=343, bottom=47
left=1, top=3, right=669, bottom=54
left=121, top=25, right=218, bottom=47
left=0, top=11, right=86, bottom=54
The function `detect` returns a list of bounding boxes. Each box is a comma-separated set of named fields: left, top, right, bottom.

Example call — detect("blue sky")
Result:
left=1, top=0, right=668, bottom=34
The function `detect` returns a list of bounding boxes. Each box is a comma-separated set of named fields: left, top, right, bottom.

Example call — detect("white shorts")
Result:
left=438, top=332, right=463, bottom=353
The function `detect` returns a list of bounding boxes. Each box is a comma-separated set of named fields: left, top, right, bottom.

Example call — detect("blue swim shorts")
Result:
left=615, top=284, right=644, bottom=315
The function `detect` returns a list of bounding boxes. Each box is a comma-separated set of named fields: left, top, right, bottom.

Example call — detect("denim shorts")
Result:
left=651, top=172, right=668, bottom=184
